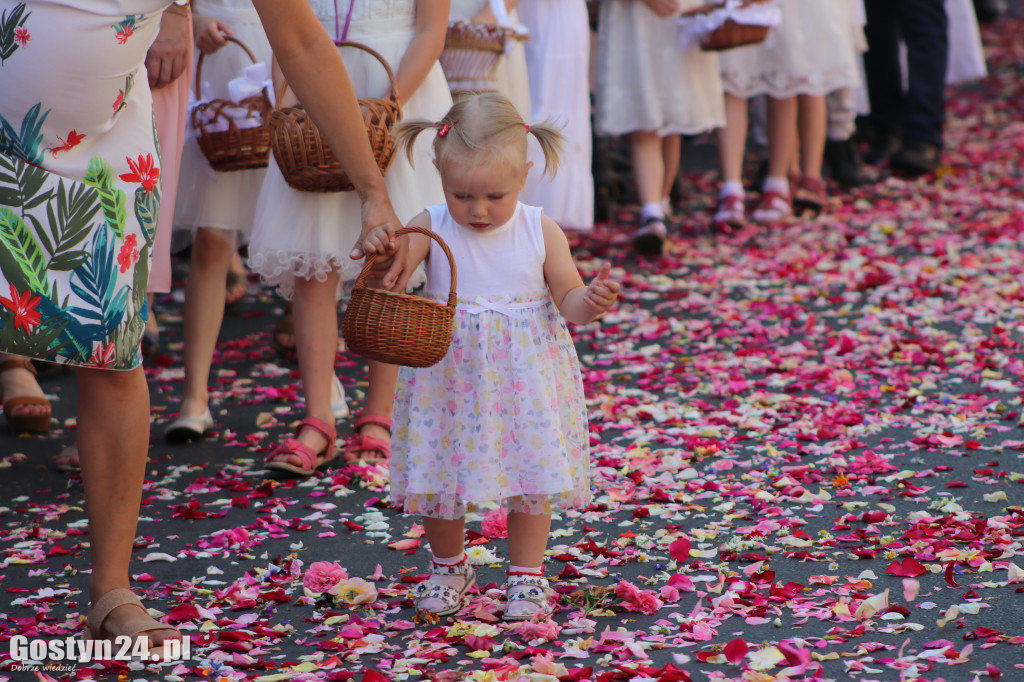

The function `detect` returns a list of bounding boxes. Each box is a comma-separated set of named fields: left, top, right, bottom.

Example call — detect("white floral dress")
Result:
left=390, top=202, right=591, bottom=520
left=0, top=0, right=168, bottom=369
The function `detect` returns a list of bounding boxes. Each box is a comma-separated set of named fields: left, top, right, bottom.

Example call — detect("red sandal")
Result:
left=342, top=414, right=392, bottom=463
left=264, top=416, right=337, bottom=476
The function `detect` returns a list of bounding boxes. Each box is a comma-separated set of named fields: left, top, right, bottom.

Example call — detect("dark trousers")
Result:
left=863, top=0, right=949, bottom=146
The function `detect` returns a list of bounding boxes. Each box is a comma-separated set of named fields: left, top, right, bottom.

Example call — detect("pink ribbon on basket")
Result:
left=333, top=0, right=356, bottom=45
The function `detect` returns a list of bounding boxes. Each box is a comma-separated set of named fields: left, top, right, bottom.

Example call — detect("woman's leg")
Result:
left=179, top=228, right=235, bottom=419
left=77, top=365, right=177, bottom=645
left=0, top=352, right=50, bottom=430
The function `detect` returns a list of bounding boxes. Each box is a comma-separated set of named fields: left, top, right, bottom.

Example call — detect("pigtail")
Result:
left=526, top=122, right=566, bottom=179
left=393, top=118, right=442, bottom=167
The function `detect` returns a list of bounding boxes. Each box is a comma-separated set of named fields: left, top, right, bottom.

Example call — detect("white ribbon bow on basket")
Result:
left=677, top=0, right=782, bottom=51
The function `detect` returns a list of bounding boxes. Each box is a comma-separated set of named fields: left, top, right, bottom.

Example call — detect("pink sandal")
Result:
left=342, top=414, right=392, bottom=463
left=264, top=417, right=337, bottom=476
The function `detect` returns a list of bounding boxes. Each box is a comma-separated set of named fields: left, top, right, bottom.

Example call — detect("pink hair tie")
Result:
left=524, top=124, right=530, bottom=131
left=438, top=120, right=458, bottom=137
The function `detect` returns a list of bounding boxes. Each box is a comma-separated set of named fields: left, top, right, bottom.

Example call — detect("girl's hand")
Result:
left=640, top=0, right=683, bottom=18
left=351, top=196, right=412, bottom=292
left=194, top=15, right=233, bottom=55
left=583, top=262, right=620, bottom=314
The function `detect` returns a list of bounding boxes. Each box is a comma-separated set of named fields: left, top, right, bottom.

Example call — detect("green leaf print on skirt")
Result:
left=0, top=149, right=152, bottom=369
left=84, top=157, right=127, bottom=241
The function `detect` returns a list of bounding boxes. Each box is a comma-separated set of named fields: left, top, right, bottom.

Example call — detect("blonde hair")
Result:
left=393, top=92, right=565, bottom=179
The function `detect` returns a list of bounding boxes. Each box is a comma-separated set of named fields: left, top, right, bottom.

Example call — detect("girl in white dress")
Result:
left=594, top=0, right=725, bottom=255
left=517, top=0, right=594, bottom=231
left=164, top=0, right=276, bottom=443
left=249, top=0, right=453, bottom=475
left=714, top=0, right=861, bottom=226
left=389, top=93, right=620, bottom=619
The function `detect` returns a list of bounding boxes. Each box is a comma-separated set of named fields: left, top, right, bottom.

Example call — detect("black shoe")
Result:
left=824, top=138, right=864, bottom=188
left=632, top=216, right=667, bottom=256
left=862, top=132, right=901, bottom=166
left=889, top=139, right=942, bottom=176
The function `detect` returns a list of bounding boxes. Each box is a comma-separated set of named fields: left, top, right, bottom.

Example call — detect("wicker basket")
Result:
left=269, top=41, right=401, bottom=193
left=680, top=1, right=772, bottom=52
left=342, top=226, right=457, bottom=368
left=439, top=21, right=523, bottom=96
left=191, top=37, right=273, bottom=171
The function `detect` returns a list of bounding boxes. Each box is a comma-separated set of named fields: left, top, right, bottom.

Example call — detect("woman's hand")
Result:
left=582, top=262, right=621, bottom=315
left=146, top=8, right=191, bottom=89
left=350, top=194, right=410, bottom=292
left=193, top=14, right=233, bottom=55
left=640, top=0, right=684, bottom=19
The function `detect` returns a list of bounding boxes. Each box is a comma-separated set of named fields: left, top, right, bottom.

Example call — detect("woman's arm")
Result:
left=251, top=0, right=408, bottom=287
left=541, top=215, right=620, bottom=324
left=394, top=0, right=449, bottom=103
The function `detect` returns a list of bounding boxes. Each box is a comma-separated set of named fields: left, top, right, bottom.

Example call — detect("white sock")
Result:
left=720, top=181, right=744, bottom=199
left=763, top=176, right=790, bottom=195
left=508, top=565, right=543, bottom=575
left=640, top=202, right=664, bottom=222
left=432, top=553, right=464, bottom=566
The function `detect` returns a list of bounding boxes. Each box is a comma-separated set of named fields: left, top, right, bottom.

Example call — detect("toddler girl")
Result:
left=387, top=93, right=620, bottom=619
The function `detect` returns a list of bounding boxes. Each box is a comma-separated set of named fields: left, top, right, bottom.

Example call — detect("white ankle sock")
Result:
left=640, top=203, right=665, bottom=222
left=508, top=565, right=543, bottom=575
left=720, top=181, right=744, bottom=198
left=763, top=176, right=790, bottom=195
left=432, top=553, right=464, bottom=566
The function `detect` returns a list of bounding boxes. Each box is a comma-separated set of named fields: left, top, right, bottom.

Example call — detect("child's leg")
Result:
left=629, top=130, right=669, bottom=253
left=343, top=359, right=396, bottom=463
left=178, top=228, right=235, bottom=421
left=797, top=94, right=827, bottom=182
left=269, top=273, right=340, bottom=468
left=713, top=94, right=749, bottom=226
left=752, top=95, right=798, bottom=222
left=660, top=134, right=682, bottom=216
left=717, top=94, right=748, bottom=187
left=415, top=516, right=475, bottom=615
left=505, top=511, right=553, bottom=620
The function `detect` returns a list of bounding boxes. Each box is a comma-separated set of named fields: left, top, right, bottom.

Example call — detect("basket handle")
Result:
left=353, top=225, right=458, bottom=310
left=276, top=40, right=401, bottom=111
left=194, top=36, right=259, bottom=101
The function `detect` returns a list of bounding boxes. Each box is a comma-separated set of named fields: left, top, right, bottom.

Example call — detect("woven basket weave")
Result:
left=342, top=226, right=457, bottom=368
left=439, top=21, right=522, bottom=96
left=191, top=37, right=272, bottom=171
left=269, top=41, right=401, bottom=193
left=680, top=0, right=772, bottom=52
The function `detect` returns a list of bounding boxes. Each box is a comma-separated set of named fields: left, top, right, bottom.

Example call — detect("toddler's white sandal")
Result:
left=503, top=573, right=552, bottom=622
left=411, top=559, right=476, bottom=616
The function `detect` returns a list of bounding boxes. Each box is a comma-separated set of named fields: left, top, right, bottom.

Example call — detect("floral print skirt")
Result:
left=390, top=295, right=591, bottom=520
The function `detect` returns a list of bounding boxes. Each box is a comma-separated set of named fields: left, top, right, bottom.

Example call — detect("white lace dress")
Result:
left=248, top=0, right=452, bottom=299
left=173, top=0, right=272, bottom=246
left=517, top=0, right=593, bottom=231
left=390, top=203, right=591, bottom=520
left=719, top=0, right=862, bottom=99
left=594, top=0, right=725, bottom=136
